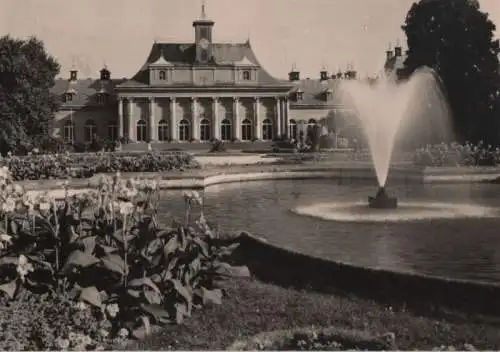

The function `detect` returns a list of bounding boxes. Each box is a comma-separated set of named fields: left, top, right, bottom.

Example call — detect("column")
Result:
left=127, top=98, right=135, bottom=141
left=233, top=97, right=241, bottom=140
left=169, top=97, right=177, bottom=141
left=212, top=97, right=220, bottom=140
left=254, top=97, right=262, bottom=140
left=275, top=97, right=281, bottom=139
left=148, top=97, right=156, bottom=141
left=191, top=97, right=199, bottom=141
left=118, top=97, right=124, bottom=138
left=285, top=97, right=290, bottom=138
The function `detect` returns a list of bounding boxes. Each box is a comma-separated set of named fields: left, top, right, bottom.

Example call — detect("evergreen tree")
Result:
left=0, top=35, right=60, bottom=154
left=402, top=0, right=500, bottom=144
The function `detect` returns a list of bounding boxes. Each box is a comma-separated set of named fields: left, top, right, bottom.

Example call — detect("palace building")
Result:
left=50, top=4, right=359, bottom=146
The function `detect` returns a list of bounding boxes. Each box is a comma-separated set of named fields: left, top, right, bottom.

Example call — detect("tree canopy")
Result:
left=0, top=35, right=60, bottom=154
left=402, top=0, right=500, bottom=144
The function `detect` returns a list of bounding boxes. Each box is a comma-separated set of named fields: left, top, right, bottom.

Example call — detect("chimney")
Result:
left=69, top=69, right=78, bottom=81
left=320, top=69, right=329, bottom=81
left=100, top=67, right=111, bottom=81
left=288, top=67, right=300, bottom=82
left=394, top=46, right=402, bottom=57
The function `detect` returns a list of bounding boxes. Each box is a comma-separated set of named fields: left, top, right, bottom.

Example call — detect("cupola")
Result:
left=288, top=65, right=300, bottom=82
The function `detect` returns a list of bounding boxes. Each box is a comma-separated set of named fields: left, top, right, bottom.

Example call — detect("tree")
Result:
left=0, top=35, right=60, bottom=154
left=402, top=0, right=500, bottom=144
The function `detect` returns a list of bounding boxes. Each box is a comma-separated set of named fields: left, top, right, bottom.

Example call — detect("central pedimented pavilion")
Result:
left=115, top=5, right=293, bottom=142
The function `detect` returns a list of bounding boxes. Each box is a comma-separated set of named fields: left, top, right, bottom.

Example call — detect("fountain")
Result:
left=338, top=67, right=453, bottom=209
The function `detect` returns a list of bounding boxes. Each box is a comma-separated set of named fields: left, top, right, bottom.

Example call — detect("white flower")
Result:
left=99, top=328, right=109, bottom=338
left=119, top=201, right=134, bottom=216
left=39, top=201, right=51, bottom=212
left=0, top=233, right=12, bottom=244
left=16, top=254, right=34, bottom=280
left=75, top=301, right=88, bottom=311
left=118, top=328, right=129, bottom=338
left=55, top=337, right=70, bottom=350
left=105, top=303, right=120, bottom=318
left=2, top=197, right=16, bottom=214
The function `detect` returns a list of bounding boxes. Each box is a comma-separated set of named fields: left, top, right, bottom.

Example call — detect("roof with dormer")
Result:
left=288, top=78, right=349, bottom=108
left=116, top=42, right=289, bottom=89
left=50, top=77, right=126, bottom=109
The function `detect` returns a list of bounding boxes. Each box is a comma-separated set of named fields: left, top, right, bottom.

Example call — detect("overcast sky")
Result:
left=1, top=0, right=499, bottom=79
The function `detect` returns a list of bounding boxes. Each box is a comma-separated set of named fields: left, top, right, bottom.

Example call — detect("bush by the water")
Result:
left=0, top=168, right=248, bottom=350
left=0, top=151, right=199, bottom=181
left=413, top=142, right=500, bottom=167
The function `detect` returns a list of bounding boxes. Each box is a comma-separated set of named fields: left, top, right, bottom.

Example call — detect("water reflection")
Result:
left=158, top=180, right=500, bottom=283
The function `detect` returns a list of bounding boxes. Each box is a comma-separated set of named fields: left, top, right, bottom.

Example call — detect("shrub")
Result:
left=0, top=168, right=249, bottom=347
left=413, top=141, right=500, bottom=167
left=0, top=151, right=199, bottom=181
left=209, top=139, right=227, bottom=153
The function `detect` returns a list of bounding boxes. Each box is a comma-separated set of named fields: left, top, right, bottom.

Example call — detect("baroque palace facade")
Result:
left=51, top=6, right=360, bottom=145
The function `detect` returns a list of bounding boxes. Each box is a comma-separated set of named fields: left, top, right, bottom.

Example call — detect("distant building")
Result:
left=383, top=44, right=408, bottom=80
left=50, top=4, right=360, bottom=146
left=285, top=65, right=359, bottom=143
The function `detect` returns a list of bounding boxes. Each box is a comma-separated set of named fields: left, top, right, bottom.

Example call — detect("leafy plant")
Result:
left=0, top=167, right=248, bottom=343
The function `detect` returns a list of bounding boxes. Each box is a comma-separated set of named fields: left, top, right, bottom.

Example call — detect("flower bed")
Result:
left=413, top=142, right=500, bottom=167
left=228, top=326, right=398, bottom=351
left=0, top=167, right=249, bottom=350
left=0, top=152, right=199, bottom=181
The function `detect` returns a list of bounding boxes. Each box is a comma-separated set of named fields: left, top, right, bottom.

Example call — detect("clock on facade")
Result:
left=199, top=38, right=209, bottom=49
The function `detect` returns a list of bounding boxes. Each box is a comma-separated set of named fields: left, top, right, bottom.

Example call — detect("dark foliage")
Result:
left=402, top=0, right=500, bottom=144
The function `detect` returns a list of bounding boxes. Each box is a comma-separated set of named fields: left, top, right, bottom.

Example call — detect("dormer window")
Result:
left=97, top=93, right=109, bottom=105
left=323, top=88, right=333, bottom=101
left=64, top=88, right=77, bottom=103
left=293, top=89, right=304, bottom=101
left=159, top=70, right=166, bottom=80
left=243, top=70, right=251, bottom=80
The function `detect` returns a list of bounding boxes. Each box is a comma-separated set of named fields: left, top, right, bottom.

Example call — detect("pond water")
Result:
left=158, top=179, right=500, bottom=284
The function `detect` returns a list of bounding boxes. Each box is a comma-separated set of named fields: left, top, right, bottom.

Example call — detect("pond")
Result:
left=158, top=179, right=500, bottom=284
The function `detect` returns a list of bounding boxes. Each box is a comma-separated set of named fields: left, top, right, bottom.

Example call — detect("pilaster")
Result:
left=254, top=97, right=262, bottom=140
left=212, top=97, right=220, bottom=140
left=275, top=97, right=281, bottom=139
left=191, top=97, right=199, bottom=141
left=118, top=97, right=124, bottom=138
left=233, top=97, right=241, bottom=140
left=170, top=97, right=177, bottom=141
left=148, top=97, right=156, bottom=141
left=127, top=98, right=135, bottom=141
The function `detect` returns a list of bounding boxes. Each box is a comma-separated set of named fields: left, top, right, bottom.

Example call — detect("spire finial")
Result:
left=396, top=38, right=401, bottom=47
left=388, top=42, right=392, bottom=50
left=201, top=0, right=207, bottom=19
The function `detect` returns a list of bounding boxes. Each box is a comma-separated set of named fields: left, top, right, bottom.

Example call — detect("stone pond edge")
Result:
left=20, top=164, right=500, bottom=194
left=233, top=232, right=500, bottom=317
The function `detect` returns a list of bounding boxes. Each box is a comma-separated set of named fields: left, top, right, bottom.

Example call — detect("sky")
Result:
left=1, top=0, right=499, bottom=80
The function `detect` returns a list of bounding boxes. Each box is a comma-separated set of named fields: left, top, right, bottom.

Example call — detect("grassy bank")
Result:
left=126, top=277, right=500, bottom=350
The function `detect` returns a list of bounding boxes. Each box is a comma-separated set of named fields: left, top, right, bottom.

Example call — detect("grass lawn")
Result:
left=125, top=277, right=500, bottom=350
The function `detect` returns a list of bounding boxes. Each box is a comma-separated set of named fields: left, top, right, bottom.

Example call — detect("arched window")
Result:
left=158, top=120, right=169, bottom=141
left=221, top=118, right=232, bottom=141
left=262, top=118, right=273, bottom=141
left=136, top=120, right=147, bottom=142
left=84, top=119, right=97, bottom=143
left=200, top=118, right=211, bottom=141
left=159, top=71, right=166, bottom=80
left=289, top=119, right=298, bottom=140
left=242, top=70, right=251, bottom=80
left=107, top=122, right=117, bottom=141
left=63, top=120, right=74, bottom=143
left=241, top=118, right=252, bottom=141
left=179, top=119, right=190, bottom=141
